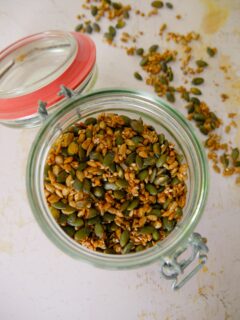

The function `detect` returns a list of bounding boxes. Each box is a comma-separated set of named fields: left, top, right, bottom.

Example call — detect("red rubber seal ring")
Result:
left=0, top=32, right=96, bottom=120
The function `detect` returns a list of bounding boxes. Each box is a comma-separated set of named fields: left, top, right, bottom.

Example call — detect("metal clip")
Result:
left=37, top=100, right=48, bottom=121
left=160, top=232, right=208, bottom=290
left=58, top=85, right=75, bottom=98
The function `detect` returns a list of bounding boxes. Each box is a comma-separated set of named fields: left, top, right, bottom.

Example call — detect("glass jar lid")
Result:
left=0, top=30, right=96, bottom=125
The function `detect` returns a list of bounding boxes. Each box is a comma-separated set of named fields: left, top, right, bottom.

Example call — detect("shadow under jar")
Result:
left=26, top=89, right=209, bottom=290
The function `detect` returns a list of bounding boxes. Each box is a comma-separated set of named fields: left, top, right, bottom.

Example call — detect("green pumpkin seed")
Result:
left=140, top=57, right=148, bottom=66
left=136, top=245, right=145, bottom=252
left=90, top=152, right=103, bottom=162
left=104, top=32, right=114, bottom=41
left=103, top=151, right=115, bottom=167
left=109, top=26, right=116, bottom=37
left=95, top=224, right=104, bottom=238
left=75, top=24, right=83, bottom=32
left=190, top=97, right=200, bottom=105
left=112, top=2, right=122, bottom=9
left=78, top=146, right=86, bottom=161
left=50, top=207, right=60, bottom=220
left=231, top=148, right=239, bottom=161
left=83, top=179, right=91, bottom=193
left=172, top=177, right=180, bottom=185
left=156, top=154, right=167, bottom=167
left=132, top=136, right=144, bottom=145
left=120, top=115, right=131, bottom=126
left=138, top=169, right=148, bottom=181
left=190, top=87, right=202, bottom=95
left=138, top=226, right=155, bottom=234
left=158, top=134, right=165, bottom=145
left=166, top=2, right=173, bottom=9
left=74, top=227, right=91, bottom=241
left=77, top=163, right=87, bottom=172
left=136, top=48, right=144, bottom=56
left=196, top=60, right=208, bottom=68
left=91, top=5, right=98, bottom=16
left=116, top=135, right=124, bottom=145
left=134, top=72, right=143, bottom=81
left=162, top=217, right=175, bottom=232
left=192, top=77, right=204, bottom=85
left=122, top=242, right=134, bottom=254
left=149, top=44, right=159, bottom=53
left=114, top=190, right=126, bottom=199
left=58, top=214, right=68, bottom=226
left=73, top=179, right=83, bottom=191
left=93, top=186, right=105, bottom=198
left=120, top=200, right=130, bottom=212
left=144, top=157, right=156, bottom=167
left=182, top=91, right=190, bottom=102
left=127, top=198, right=139, bottom=210
left=103, top=213, right=115, bottom=223
left=166, top=91, right=175, bottom=103
left=85, top=128, right=93, bottom=138
left=86, top=216, right=101, bottom=225
left=136, top=155, right=143, bottom=170
left=67, top=141, right=79, bottom=155
left=153, top=143, right=161, bottom=156
left=56, top=171, right=68, bottom=183
left=93, top=22, right=101, bottom=32
left=67, top=214, right=84, bottom=228
left=52, top=201, right=67, bottom=210
left=116, top=20, right=126, bottom=29
left=63, top=226, right=75, bottom=238
left=62, top=205, right=76, bottom=215
left=125, top=152, right=136, bottom=165
left=146, top=183, right=158, bottom=195
left=175, top=207, right=183, bottom=219
left=115, top=179, right=128, bottom=189
left=207, top=47, right=217, bottom=57
left=151, top=1, right=163, bottom=8
left=177, top=154, right=184, bottom=163
left=86, top=208, right=99, bottom=219
left=152, top=230, right=160, bottom=241
left=120, top=230, right=130, bottom=247
left=84, top=117, right=97, bottom=125
left=193, top=113, right=206, bottom=122
left=163, top=198, right=171, bottom=210
left=86, top=24, right=93, bottom=34
left=148, top=209, right=162, bottom=217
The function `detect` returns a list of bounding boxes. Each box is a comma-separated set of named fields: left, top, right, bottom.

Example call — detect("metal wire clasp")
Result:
left=160, top=232, right=208, bottom=290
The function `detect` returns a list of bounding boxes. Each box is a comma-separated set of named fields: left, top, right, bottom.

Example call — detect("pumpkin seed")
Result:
left=175, top=207, right=183, bottom=219
left=153, top=143, right=161, bottom=156
left=103, top=213, right=115, bottom=223
left=87, top=216, right=101, bottom=225
left=91, top=5, right=98, bottom=16
left=166, top=91, right=175, bottom=103
left=134, top=72, right=143, bottom=81
left=93, top=22, right=101, bottom=32
left=148, top=209, right=162, bottom=217
left=138, top=169, right=149, bottom=181
left=138, top=226, right=155, bottom=234
left=50, top=207, right=60, bottom=220
left=144, top=157, right=156, bottom=166
left=114, top=189, right=126, bottom=199
left=75, top=24, right=83, bottom=32
left=151, top=1, right=163, bottom=8
left=103, top=151, right=115, bottom=167
left=95, top=224, right=104, bottom=238
left=163, top=198, right=171, bottom=210
left=193, top=113, right=206, bottom=122
left=127, top=198, right=139, bottom=210
left=207, top=47, right=217, bottom=57
left=63, top=226, right=75, bottom=238
left=58, top=214, right=68, bottom=226
left=83, top=179, right=91, bottom=193
left=132, top=136, right=144, bottom=145
left=146, top=183, right=158, bottom=195
left=162, top=218, right=175, bottom=232
left=154, top=175, right=169, bottom=186
left=67, top=214, right=84, bottom=227
left=86, top=208, right=99, bottom=219
left=77, top=162, right=87, bottom=171
left=120, top=200, right=130, bottom=212
left=78, top=146, right=86, bottom=161
left=68, top=141, right=79, bottom=155
left=196, top=60, right=208, bottom=68
left=136, top=245, right=145, bottom=252
left=192, top=77, right=204, bottom=85
left=62, top=205, right=76, bottom=215
left=158, top=133, right=165, bottom=145
left=93, top=186, right=105, bottom=198
left=86, top=24, right=93, bottom=34
left=116, top=135, right=124, bottom=145
left=125, top=152, right=136, bottom=165
left=190, top=87, right=202, bottom=95
left=150, top=168, right=157, bottom=183
left=136, top=48, right=144, bottom=56
left=140, top=57, right=148, bottom=66
left=123, top=10, right=129, bottom=19
left=116, top=20, right=126, bottom=29
left=231, top=148, right=239, bottom=161
left=120, top=230, right=130, bottom=247
left=156, top=154, right=167, bottom=167
left=84, top=117, right=97, bottom=125
left=109, top=26, right=116, bottom=37
left=56, top=171, right=68, bottom=183
left=122, top=242, right=134, bottom=254
left=52, top=201, right=67, bottom=210
left=149, top=44, right=159, bottom=53
left=74, top=227, right=91, bottom=241
left=152, top=230, right=160, bottom=241
left=136, top=155, right=143, bottom=170
left=90, top=151, right=103, bottom=162
left=112, top=2, right=122, bottom=9
left=166, top=2, right=173, bottom=9
left=182, top=91, right=190, bottom=102
left=120, top=115, right=131, bottom=125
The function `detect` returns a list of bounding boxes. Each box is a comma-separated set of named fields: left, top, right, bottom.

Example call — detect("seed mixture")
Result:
left=74, top=0, right=240, bottom=184
left=44, top=113, right=187, bottom=254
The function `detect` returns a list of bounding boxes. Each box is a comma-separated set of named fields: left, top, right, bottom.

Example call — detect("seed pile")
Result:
left=44, top=114, right=187, bottom=254
left=74, top=0, right=240, bottom=184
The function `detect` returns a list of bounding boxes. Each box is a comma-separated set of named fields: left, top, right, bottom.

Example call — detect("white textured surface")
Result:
left=0, top=1, right=240, bottom=319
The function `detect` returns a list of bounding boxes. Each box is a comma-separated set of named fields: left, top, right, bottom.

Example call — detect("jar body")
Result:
left=26, top=89, right=209, bottom=270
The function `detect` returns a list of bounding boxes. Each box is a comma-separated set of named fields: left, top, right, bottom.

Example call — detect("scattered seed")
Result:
left=207, top=47, right=217, bottom=57
left=134, top=72, right=143, bottom=81
left=136, top=48, right=144, bottom=56
left=196, top=60, right=208, bottom=68
left=151, top=1, right=164, bottom=9
left=192, top=77, right=204, bottom=86
left=166, top=2, right=173, bottom=9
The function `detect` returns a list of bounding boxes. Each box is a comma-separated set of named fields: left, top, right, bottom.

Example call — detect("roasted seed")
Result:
left=74, top=227, right=91, bottom=241
left=192, top=77, right=204, bottom=85
left=122, top=242, right=134, bottom=254
left=146, top=183, right=158, bottom=195
left=166, top=2, right=173, bottom=9
left=151, top=1, right=164, bottom=8
left=207, top=47, right=217, bottom=57
left=127, top=198, right=139, bottom=210
left=140, top=57, right=148, bottom=66
left=152, top=230, right=160, bottom=241
left=114, top=190, right=126, bottom=199
left=138, top=169, right=149, bottom=181
left=196, top=60, right=208, bottom=68
left=62, top=205, right=76, bottom=215
left=149, top=44, right=159, bottom=53
left=67, top=214, right=84, bottom=227
left=231, top=148, right=239, bottom=161
left=91, top=5, right=98, bottom=16
left=138, top=226, right=155, bottom=234
left=136, top=155, right=143, bottom=170
left=116, top=20, right=126, bottom=29
left=162, top=217, right=175, bottom=232
left=134, top=72, right=143, bottom=81
left=156, top=154, right=167, bottom=167
left=115, top=179, right=128, bottom=189
left=93, top=187, right=105, bottom=198
left=83, top=179, right=91, bottom=193
left=63, top=226, right=75, bottom=237
left=103, top=151, right=115, bottom=167
left=190, top=87, right=202, bottom=95
left=95, top=224, right=104, bottom=238
left=93, top=22, right=101, bottom=32
left=125, top=152, right=136, bottom=165
left=136, top=48, right=144, bottom=56
left=84, top=117, right=97, bottom=125
left=52, top=201, right=67, bottom=209
left=120, top=230, right=130, bottom=247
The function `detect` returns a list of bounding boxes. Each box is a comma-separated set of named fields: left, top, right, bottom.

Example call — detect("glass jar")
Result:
left=26, top=88, right=209, bottom=290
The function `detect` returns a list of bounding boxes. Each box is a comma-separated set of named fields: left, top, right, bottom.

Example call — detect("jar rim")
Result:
left=26, top=88, right=209, bottom=269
